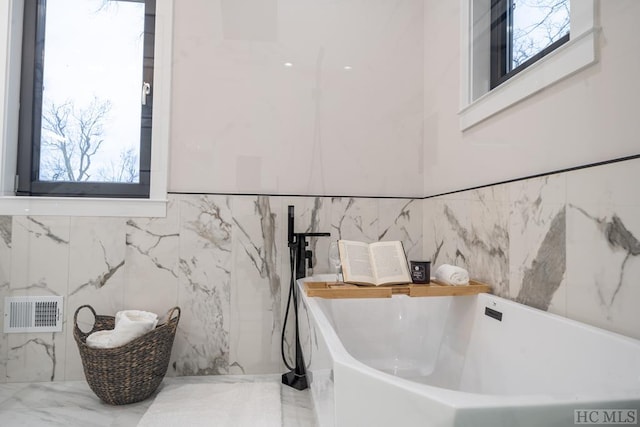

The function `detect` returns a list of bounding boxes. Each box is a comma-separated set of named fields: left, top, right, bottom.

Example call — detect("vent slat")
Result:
left=4, top=296, right=63, bottom=333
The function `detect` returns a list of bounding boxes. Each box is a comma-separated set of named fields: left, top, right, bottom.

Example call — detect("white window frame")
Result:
left=459, top=0, right=598, bottom=131
left=0, top=0, right=173, bottom=217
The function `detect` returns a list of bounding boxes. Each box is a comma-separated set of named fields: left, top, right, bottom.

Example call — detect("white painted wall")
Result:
left=169, top=0, right=425, bottom=197
left=424, top=1, right=640, bottom=196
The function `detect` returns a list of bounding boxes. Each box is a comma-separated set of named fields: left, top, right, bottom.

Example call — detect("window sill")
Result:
left=459, top=28, right=598, bottom=131
left=0, top=196, right=167, bottom=217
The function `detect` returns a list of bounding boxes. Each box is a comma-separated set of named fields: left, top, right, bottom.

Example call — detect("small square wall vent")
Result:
left=4, top=296, right=63, bottom=333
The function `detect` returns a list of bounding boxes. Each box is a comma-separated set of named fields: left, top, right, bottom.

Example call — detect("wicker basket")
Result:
left=73, top=305, right=180, bottom=405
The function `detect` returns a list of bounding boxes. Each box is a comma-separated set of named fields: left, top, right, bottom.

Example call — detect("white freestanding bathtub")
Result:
left=297, top=275, right=640, bottom=427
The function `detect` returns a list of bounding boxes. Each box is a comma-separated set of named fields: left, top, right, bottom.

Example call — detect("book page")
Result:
left=338, top=240, right=376, bottom=285
left=370, top=241, right=411, bottom=285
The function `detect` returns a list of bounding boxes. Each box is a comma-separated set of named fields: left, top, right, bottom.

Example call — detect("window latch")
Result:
left=141, top=82, right=151, bottom=105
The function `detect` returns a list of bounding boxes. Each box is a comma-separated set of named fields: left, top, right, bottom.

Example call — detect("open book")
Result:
left=338, top=240, right=412, bottom=286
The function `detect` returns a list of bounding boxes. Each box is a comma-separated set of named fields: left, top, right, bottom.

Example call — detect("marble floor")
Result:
left=0, top=374, right=318, bottom=426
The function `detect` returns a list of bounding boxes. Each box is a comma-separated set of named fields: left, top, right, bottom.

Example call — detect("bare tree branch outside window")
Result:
left=512, top=0, right=570, bottom=69
left=40, top=97, right=111, bottom=182
left=40, top=97, right=139, bottom=183
left=97, top=147, right=140, bottom=183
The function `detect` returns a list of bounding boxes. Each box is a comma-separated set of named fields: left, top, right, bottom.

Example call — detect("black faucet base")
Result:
left=281, top=370, right=308, bottom=391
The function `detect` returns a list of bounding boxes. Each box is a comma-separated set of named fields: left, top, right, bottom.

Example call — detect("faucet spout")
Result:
left=292, top=232, right=330, bottom=280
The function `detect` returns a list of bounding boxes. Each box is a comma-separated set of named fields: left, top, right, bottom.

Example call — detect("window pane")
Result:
left=511, top=0, right=570, bottom=69
left=39, top=0, right=145, bottom=183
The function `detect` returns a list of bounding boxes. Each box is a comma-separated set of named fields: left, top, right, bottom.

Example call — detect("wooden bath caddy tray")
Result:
left=304, top=280, right=491, bottom=299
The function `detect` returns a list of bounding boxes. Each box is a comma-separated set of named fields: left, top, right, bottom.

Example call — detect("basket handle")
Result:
left=163, top=306, right=180, bottom=331
left=167, top=306, right=180, bottom=323
left=73, top=304, right=97, bottom=332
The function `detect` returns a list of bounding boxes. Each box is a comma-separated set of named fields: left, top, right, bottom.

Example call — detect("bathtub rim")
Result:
left=298, top=274, right=640, bottom=410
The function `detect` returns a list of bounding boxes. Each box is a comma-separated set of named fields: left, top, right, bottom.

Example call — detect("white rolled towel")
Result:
left=86, top=330, right=114, bottom=349
left=86, top=310, right=158, bottom=349
left=434, top=264, right=469, bottom=286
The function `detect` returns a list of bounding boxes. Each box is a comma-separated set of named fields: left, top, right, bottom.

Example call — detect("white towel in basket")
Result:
left=86, top=310, right=158, bottom=349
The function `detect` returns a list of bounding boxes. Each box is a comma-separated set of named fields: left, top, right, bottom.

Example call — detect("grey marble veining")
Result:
left=63, top=218, right=128, bottom=380
left=304, top=197, right=329, bottom=273
left=306, top=198, right=325, bottom=234
left=9, top=336, right=57, bottom=382
left=7, top=332, right=63, bottom=383
left=6, top=217, right=71, bottom=383
left=0, top=375, right=316, bottom=426
left=430, top=196, right=509, bottom=297
left=1, top=215, right=13, bottom=383
left=423, top=159, right=640, bottom=340
left=571, top=205, right=640, bottom=307
left=515, top=207, right=566, bottom=310
left=70, top=259, right=124, bottom=296
left=11, top=217, right=70, bottom=296
left=174, top=195, right=232, bottom=376
left=378, top=199, right=423, bottom=261
left=126, top=219, right=180, bottom=278
left=562, top=157, right=640, bottom=337
left=0, top=215, right=11, bottom=291
left=378, top=200, right=413, bottom=240
left=284, top=197, right=332, bottom=275
left=507, top=174, right=567, bottom=314
left=0, top=216, right=11, bottom=247
left=604, top=214, right=640, bottom=304
left=2, top=156, right=639, bottom=384
left=25, top=217, right=69, bottom=245
left=425, top=177, right=570, bottom=312
left=228, top=196, right=283, bottom=374
left=331, top=197, right=379, bottom=242
left=235, top=196, right=281, bottom=336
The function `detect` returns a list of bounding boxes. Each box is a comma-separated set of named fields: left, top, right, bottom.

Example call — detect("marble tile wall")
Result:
left=0, top=196, right=422, bottom=383
left=423, top=157, right=640, bottom=340
left=0, top=157, right=637, bottom=384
